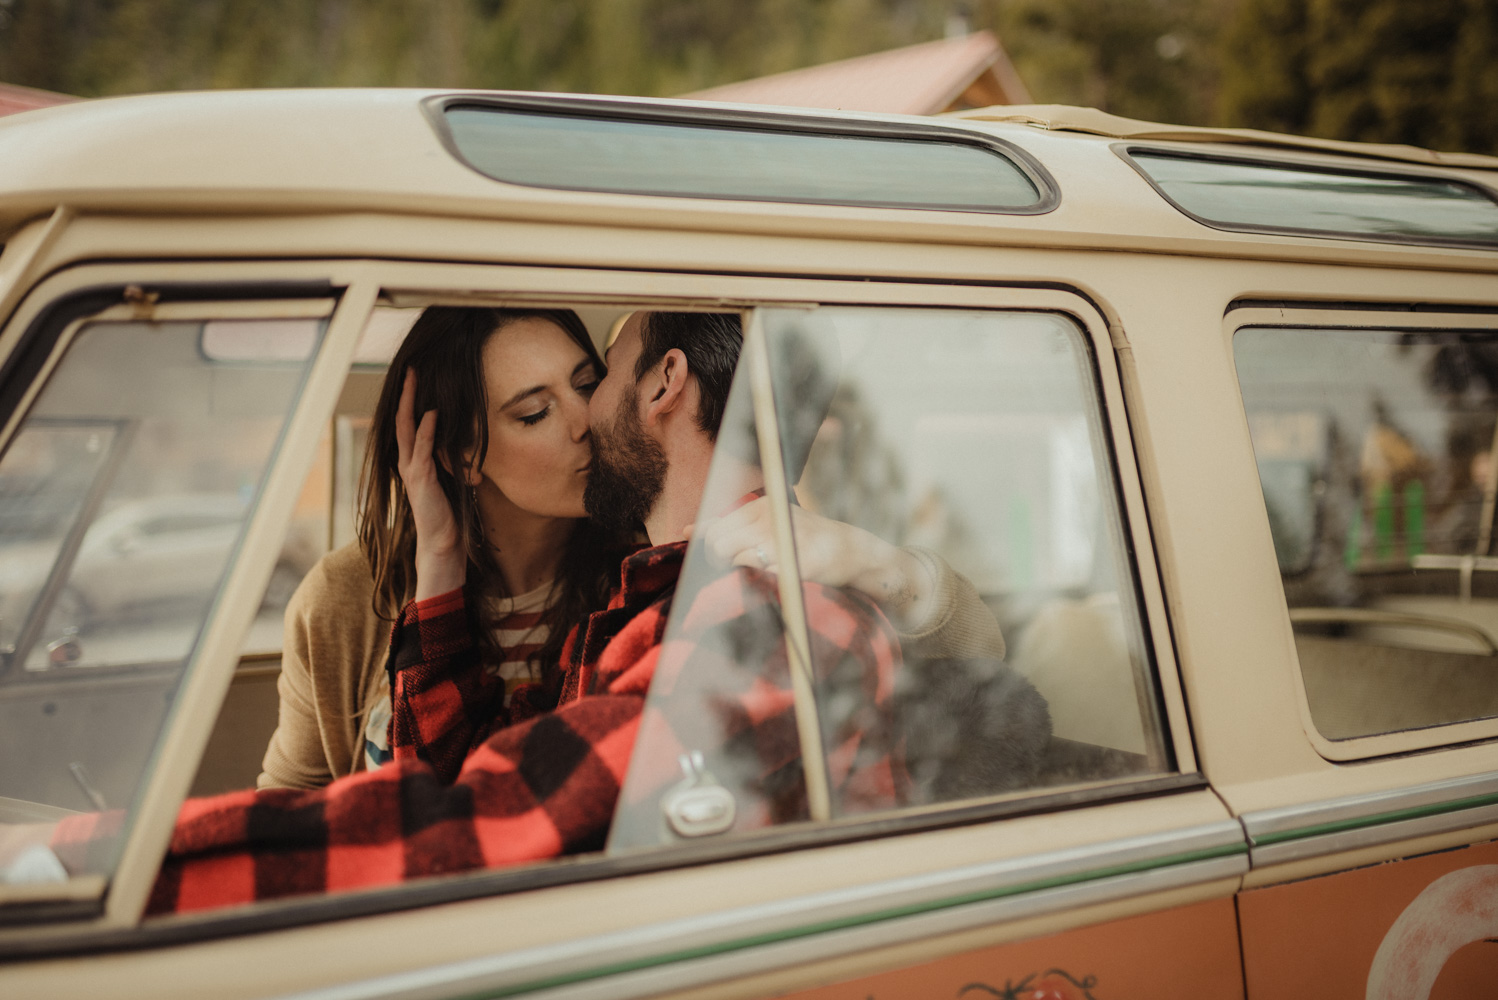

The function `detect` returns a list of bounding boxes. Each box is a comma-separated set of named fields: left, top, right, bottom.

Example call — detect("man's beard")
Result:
left=584, top=390, right=667, bottom=532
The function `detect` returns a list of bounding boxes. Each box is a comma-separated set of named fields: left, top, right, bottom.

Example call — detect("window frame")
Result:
left=0, top=261, right=1198, bottom=953
left=1119, top=144, right=1498, bottom=251
left=0, top=262, right=372, bottom=934
left=422, top=93, right=1061, bottom=216
left=1226, top=303, right=1498, bottom=762
left=377, top=275, right=1197, bottom=832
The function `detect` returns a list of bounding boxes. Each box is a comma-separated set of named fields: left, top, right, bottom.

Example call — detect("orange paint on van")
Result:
left=788, top=897, right=1243, bottom=999
left=1240, top=839, right=1498, bottom=1000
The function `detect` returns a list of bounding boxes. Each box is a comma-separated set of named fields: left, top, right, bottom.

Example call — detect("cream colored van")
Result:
left=3, top=89, right=1498, bottom=1000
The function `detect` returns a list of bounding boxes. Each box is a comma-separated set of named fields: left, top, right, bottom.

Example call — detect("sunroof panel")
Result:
left=1131, top=149, right=1498, bottom=246
left=442, top=106, right=1049, bottom=214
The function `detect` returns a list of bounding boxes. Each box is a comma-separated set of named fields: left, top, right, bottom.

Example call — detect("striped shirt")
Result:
left=363, top=580, right=555, bottom=771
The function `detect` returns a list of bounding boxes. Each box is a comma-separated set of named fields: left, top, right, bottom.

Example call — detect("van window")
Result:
left=610, top=307, right=1171, bottom=850
left=1236, top=325, right=1498, bottom=742
left=1130, top=149, right=1498, bottom=247
left=0, top=309, right=321, bottom=884
left=442, top=106, right=1049, bottom=213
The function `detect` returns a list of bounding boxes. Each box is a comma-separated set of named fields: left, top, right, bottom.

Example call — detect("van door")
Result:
left=1227, top=304, right=1498, bottom=999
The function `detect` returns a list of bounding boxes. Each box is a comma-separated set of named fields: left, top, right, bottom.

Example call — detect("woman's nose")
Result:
left=565, top=394, right=590, bottom=442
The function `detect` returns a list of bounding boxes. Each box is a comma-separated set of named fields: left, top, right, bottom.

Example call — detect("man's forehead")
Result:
left=605, top=312, right=644, bottom=365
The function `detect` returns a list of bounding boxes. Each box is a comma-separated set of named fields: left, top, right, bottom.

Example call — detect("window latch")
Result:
left=662, top=751, right=736, bottom=839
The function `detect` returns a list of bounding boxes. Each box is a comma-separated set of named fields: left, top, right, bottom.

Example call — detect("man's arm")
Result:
left=891, top=547, right=1006, bottom=663
left=43, top=690, right=640, bottom=915
left=634, top=566, right=907, bottom=826
left=694, top=499, right=1004, bottom=662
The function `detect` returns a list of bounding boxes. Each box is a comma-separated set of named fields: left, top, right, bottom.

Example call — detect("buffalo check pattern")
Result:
left=51, top=540, right=904, bottom=915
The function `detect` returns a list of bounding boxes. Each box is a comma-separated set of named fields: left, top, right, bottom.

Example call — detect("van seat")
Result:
left=1294, top=635, right=1498, bottom=740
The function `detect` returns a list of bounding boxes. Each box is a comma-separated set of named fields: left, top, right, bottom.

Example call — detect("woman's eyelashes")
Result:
left=517, top=406, right=551, bottom=427
left=515, top=380, right=597, bottom=427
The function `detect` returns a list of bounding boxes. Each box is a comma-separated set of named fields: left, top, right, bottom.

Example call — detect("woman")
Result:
left=259, top=306, right=1004, bottom=790
left=259, top=306, right=620, bottom=788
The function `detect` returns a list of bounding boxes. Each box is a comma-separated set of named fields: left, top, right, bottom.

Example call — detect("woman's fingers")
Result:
left=396, top=369, right=418, bottom=468
left=389, top=368, right=466, bottom=601
left=395, top=369, right=442, bottom=490
left=412, top=408, right=438, bottom=475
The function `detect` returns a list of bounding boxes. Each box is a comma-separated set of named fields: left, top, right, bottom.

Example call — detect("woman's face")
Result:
left=468, top=317, right=599, bottom=520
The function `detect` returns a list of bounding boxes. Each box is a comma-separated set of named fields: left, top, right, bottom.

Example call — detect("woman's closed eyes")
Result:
left=515, top=375, right=599, bottom=426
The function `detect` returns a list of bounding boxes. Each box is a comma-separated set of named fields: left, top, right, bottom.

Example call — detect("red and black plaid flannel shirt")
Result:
left=51, top=540, right=903, bottom=915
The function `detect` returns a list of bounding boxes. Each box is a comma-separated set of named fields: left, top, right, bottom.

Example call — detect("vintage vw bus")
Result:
left=2, top=89, right=1498, bottom=1000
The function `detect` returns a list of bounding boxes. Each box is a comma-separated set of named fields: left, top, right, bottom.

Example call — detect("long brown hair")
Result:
left=358, top=306, right=619, bottom=686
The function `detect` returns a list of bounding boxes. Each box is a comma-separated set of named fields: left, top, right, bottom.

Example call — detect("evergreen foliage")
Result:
left=0, top=0, right=1220, bottom=125
left=1219, top=0, right=1498, bottom=153
left=2, top=0, right=1495, bottom=154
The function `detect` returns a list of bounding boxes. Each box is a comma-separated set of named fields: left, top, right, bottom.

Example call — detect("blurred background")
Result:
left=0, top=0, right=1494, bottom=152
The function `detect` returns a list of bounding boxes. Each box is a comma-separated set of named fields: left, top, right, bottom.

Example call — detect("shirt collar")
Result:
left=614, top=540, right=687, bottom=608
left=612, top=488, right=768, bottom=607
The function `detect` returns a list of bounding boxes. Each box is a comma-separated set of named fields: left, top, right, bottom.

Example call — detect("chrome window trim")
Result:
left=278, top=821, right=1246, bottom=1000
left=1243, top=770, right=1498, bottom=867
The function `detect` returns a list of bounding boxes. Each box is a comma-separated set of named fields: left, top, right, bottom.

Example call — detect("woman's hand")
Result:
left=695, top=497, right=936, bottom=631
left=396, top=369, right=466, bottom=601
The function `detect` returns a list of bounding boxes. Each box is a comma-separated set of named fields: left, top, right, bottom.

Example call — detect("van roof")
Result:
left=951, top=104, right=1498, bottom=171
left=2, top=89, right=1496, bottom=258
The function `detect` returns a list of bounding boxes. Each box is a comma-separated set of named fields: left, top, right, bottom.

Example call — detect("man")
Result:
left=18, top=311, right=908, bottom=913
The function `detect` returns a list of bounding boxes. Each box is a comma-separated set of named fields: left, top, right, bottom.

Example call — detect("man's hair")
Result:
left=634, top=311, right=741, bottom=440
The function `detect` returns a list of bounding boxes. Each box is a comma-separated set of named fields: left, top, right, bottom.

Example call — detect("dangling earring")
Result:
left=470, top=485, right=478, bottom=507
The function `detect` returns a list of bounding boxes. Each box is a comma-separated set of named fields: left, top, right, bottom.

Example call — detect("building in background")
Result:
left=0, top=82, right=77, bottom=117
left=681, top=30, right=1030, bottom=115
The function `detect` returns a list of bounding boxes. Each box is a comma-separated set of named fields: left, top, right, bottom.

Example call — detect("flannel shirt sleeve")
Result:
left=633, top=569, right=906, bottom=830
left=801, top=580, right=906, bottom=812
left=103, top=689, right=644, bottom=915
left=388, top=588, right=506, bottom=783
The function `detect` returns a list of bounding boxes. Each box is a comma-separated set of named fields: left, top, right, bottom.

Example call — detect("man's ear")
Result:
left=642, top=348, right=691, bottom=427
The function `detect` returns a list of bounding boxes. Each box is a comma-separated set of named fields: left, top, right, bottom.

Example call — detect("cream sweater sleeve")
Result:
left=257, top=544, right=385, bottom=790
left=257, top=575, right=334, bottom=789
left=895, top=547, right=1006, bottom=663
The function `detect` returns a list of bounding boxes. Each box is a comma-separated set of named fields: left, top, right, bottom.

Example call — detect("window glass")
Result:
left=767, top=308, right=1170, bottom=803
left=0, top=312, right=319, bottom=880
left=1236, top=326, right=1498, bottom=740
left=608, top=349, right=809, bottom=851
left=610, top=307, right=1170, bottom=851
left=444, top=107, right=1046, bottom=213
left=1132, top=149, right=1498, bottom=245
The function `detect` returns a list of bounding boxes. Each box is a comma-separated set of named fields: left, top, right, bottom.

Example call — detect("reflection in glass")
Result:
left=612, top=307, right=1172, bottom=852
left=446, top=108, right=1043, bottom=212
left=0, top=316, right=318, bottom=876
left=1237, top=327, right=1498, bottom=739
left=1134, top=150, right=1498, bottom=244
left=607, top=358, right=804, bottom=851
left=763, top=308, right=1169, bottom=803
left=0, top=421, right=120, bottom=657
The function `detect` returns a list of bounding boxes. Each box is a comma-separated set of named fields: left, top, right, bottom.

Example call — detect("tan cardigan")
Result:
left=257, top=543, right=1004, bottom=790
left=257, top=543, right=389, bottom=790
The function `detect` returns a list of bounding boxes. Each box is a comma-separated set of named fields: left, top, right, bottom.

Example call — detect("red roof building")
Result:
left=0, top=83, right=79, bottom=118
left=681, top=31, right=1030, bottom=116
